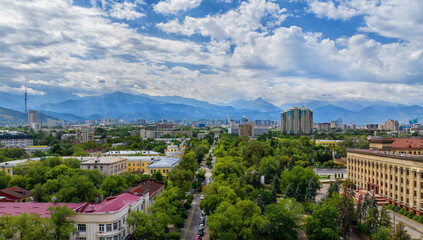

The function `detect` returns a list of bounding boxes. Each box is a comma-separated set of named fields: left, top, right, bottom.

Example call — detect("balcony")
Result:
left=97, top=227, right=126, bottom=238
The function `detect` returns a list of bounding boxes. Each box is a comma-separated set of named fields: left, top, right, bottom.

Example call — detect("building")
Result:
left=239, top=122, right=255, bottom=137
left=140, top=128, right=193, bottom=140
left=165, top=142, right=185, bottom=158
left=368, top=138, right=423, bottom=155
left=146, top=157, right=180, bottom=180
left=80, top=157, right=127, bottom=176
left=102, top=150, right=159, bottom=157
left=281, top=107, right=313, bottom=135
left=0, top=187, right=31, bottom=202
left=28, top=110, right=37, bottom=126
left=315, top=139, right=343, bottom=147
left=24, top=145, right=51, bottom=155
left=0, top=134, right=33, bottom=148
left=347, top=140, right=423, bottom=216
left=76, top=126, right=94, bottom=143
left=128, top=179, right=165, bottom=205
left=365, top=124, right=379, bottom=130
left=379, top=119, right=400, bottom=131
left=0, top=192, right=149, bottom=240
left=316, top=123, right=331, bottom=132
left=126, top=156, right=158, bottom=173
left=0, top=158, right=41, bottom=176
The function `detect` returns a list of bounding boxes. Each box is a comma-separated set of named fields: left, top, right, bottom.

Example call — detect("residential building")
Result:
left=0, top=187, right=31, bottom=202
left=347, top=139, right=423, bottom=216
left=0, top=158, right=40, bottom=176
left=315, top=139, right=342, bottom=147
left=28, top=110, right=37, bottom=126
left=316, top=123, right=331, bottom=132
left=76, top=126, right=94, bottom=143
left=0, top=192, right=149, bottom=240
left=0, top=134, right=33, bottom=148
left=239, top=122, right=254, bottom=137
left=368, top=138, right=423, bottom=155
left=146, top=157, right=180, bottom=180
left=380, top=119, right=400, bottom=131
left=281, top=107, right=313, bottom=135
left=365, top=123, right=379, bottom=130
left=102, top=150, right=159, bottom=157
left=128, top=179, right=165, bottom=205
left=24, top=145, right=51, bottom=155
left=140, top=128, right=193, bottom=140
left=80, top=157, right=127, bottom=176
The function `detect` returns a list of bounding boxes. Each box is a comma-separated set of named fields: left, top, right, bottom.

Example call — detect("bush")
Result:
left=418, top=216, right=423, bottom=224
left=187, top=194, right=194, bottom=203
left=398, top=209, right=404, bottom=214
left=395, top=206, right=401, bottom=212
left=184, top=202, right=191, bottom=210
left=408, top=212, right=415, bottom=219
left=175, top=216, right=185, bottom=229
left=386, top=204, right=392, bottom=209
left=413, top=215, right=419, bottom=221
left=180, top=209, right=188, bottom=219
left=167, top=232, right=181, bottom=240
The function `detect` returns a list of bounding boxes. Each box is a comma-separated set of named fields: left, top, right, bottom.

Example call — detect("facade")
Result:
left=365, top=123, right=379, bottom=130
left=126, top=156, right=157, bottom=173
left=369, top=138, right=423, bottom=155
left=0, top=193, right=149, bottom=240
left=0, top=134, right=33, bottom=148
left=76, top=126, right=94, bottom=143
left=102, top=150, right=159, bottom=157
left=24, top=145, right=51, bottom=155
left=140, top=128, right=193, bottom=140
left=128, top=179, right=165, bottom=205
left=146, top=157, right=180, bottom=179
left=281, top=107, right=313, bottom=135
left=315, top=139, right=342, bottom=147
left=165, top=142, right=185, bottom=158
left=239, top=122, right=255, bottom=137
left=316, top=123, right=331, bottom=132
left=347, top=140, right=423, bottom=216
left=380, top=119, right=400, bottom=131
left=28, top=110, right=37, bottom=126
left=80, top=157, right=127, bottom=176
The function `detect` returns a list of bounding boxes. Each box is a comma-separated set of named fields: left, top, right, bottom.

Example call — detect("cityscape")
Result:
left=1, top=1, right=423, bottom=240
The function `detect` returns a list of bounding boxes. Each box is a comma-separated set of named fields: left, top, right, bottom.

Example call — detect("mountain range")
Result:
left=0, top=91, right=422, bottom=124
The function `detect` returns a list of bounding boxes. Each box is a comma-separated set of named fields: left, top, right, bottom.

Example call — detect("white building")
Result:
left=0, top=134, right=33, bottom=148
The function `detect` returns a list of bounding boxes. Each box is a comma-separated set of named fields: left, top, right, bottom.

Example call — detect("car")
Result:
left=197, top=229, right=204, bottom=236
left=200, top=219, right=205, bottom=224
left=200, top=216, right=205, bottom=221
left=201, top=210, right=206, bottom=216
left=199, top=223, right=204, bottom=230
left=195, top=234, right=202, bottom=240
left=200, top=195, right=204, bottom=200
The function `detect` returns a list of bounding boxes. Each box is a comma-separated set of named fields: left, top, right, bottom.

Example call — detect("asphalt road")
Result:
left=181, top=194, right=202, bottom=240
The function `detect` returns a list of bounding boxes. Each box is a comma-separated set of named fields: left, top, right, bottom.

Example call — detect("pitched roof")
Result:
left=76, top=193, right=142, bottom=214
left=0, top=187, right=31, bottom=200
left=392, top=138, right=423, bottom=149
left=0, top=203, right=84, bottom=218
left=128, top=179, right=164, bottom=199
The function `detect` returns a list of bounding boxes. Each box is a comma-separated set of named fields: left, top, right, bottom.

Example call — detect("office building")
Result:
left=80, top=157, right=127, bottom=176
left=76, top=126, right=94, bottom=143
left=28, top=110, right=37, bottom=126
left=0, top=134, right=33, bottom=148
left=347, top=138, right=423, bottom=216
left=281, top=107, right=313, bottom=135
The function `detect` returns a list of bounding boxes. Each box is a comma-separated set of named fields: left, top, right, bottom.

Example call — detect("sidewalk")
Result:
left=387, top=210, right=423, bottom=240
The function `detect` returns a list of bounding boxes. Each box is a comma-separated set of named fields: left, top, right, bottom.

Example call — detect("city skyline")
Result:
left=1, top=0, right=423, bottom=106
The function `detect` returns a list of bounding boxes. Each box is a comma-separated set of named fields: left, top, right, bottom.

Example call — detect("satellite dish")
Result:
left=52, top=196, right=57, bottom=202
left=30, top=196, right=34, bottom=201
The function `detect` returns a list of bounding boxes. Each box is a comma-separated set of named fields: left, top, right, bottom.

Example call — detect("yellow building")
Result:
left=347, top=148, right=423, bottom=216
left=146, top=157, right=180, bottom=180
left=165, top=142, right=185, bottom=159
left=315, top=139, right=342, bottom=147
left=126, top=156, right=157, bottom=173
left=0, top=159, right=37, bottom=177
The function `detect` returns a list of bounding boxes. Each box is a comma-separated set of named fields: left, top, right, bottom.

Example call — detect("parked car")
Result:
left=200, top=216, right=205, bottom=221
left=202, top=210, right=206, bottom=216
left=200, top=219, right=205, bottom=225
left=200, top=195, right=204, bottom=200
left=195, top=235, right=202, bottom=240
left=197, top=229, right=204, bottom=237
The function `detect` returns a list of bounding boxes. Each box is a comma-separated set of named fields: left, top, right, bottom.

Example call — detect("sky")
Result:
left=0, top=0, right=423, bottom=106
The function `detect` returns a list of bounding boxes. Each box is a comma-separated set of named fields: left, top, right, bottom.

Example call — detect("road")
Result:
left=180, top=141, right=215, bottom=240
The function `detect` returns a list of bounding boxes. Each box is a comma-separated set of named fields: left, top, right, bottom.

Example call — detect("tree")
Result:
left=13, top=213, right=53, bottom=240
left=294, top=185, right=303, bottom=202
left=126, top=211, right=166, bottom=240
left=0, top=172, right=11, bottom=189
left=285, top=184, right=295, bottom=199
left=305, top=178, right=317, bottom=202
left=280, top=166, right=321, bottom=201
left=257, top=156, right=280, bottom=183
left=272, top=175, right=280, bottom=194
left=304, top=199, right=340, bottom=240
left=265, top=199, right=304, bottom=240
left=337, top=184, right=356, bottom=238
left=57, top=174, right=97, bottom=202
left=48, top=205, right=76, bottom=240
left=152, top=171, right=164, bottom=182
left=391, top=222, right=411, bottom=240
left=31, top=183, right=48, bottom=202
left=167, top=232, right=181, bottom=240
left=100, top=175, right=128, bottom=197
left=371, top=226, right=391, bottom=240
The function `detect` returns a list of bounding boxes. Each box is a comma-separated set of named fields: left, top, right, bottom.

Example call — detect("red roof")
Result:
left=0, top=193, right=144, bottom=217
left=128, top=179, right=164, bottom=200
left=392, top=138, right=423, bottom=149
left=0, top=187, right=31, bottom=201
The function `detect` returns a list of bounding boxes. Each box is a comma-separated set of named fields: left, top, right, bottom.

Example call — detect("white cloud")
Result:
left=153, top=0, right=202, bottom=15
left=108, top=1, right=144, bottom=20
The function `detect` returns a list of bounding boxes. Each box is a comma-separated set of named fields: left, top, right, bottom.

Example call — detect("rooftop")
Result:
left=102, top=150, right=160, bottom=155
left=347, top=148, right=423, bottom=162
left=392, top=138, right=423, bottom=149
left=80, top=157, right=126, bottom=165
left=147, top=157, right=179, bottom=168
left=128, top=179, right=165, bottom=200
left=0, top=187, right=31, bottom=201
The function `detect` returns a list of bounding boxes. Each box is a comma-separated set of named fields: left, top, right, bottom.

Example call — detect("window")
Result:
left=99, top=224, right=105, bottom=232
left=77, top=224, right=86, bottom=232
left=113, top=222, right=118, bottom=230
left=76, top=238, right=86, bottom=240
left=106, top=224, right=112, bottom=231
left=123, top=217, right=126, bottom=224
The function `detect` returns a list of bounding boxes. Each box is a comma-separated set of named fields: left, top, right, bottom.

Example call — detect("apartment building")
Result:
left=347, top=138, right=423, bottom=216
left=126, top=156, right=157, bottom=173
left=0, top=134, right=33, bottom=148
left=281, top=107, right=313, bottom=135
left=76, top=126, right=94, bottom=143
left=80, top=157, right=127, bottom=176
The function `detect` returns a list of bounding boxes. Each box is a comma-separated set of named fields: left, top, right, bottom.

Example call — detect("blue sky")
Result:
left=1, top=0, right=423, bottom=106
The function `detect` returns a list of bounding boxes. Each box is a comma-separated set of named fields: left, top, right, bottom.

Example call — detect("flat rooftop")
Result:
left=80, top=157, right=126, bottom=164
left=347, top=148, right=423, bottom=162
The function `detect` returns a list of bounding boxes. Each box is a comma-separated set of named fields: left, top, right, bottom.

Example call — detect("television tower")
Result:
left=24, top=82, right=27, bottom=113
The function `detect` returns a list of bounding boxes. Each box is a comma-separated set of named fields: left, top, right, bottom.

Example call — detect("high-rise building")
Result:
left=281, top=107, right=313, bottom=135
left=76, top=126, right=94, bottom=143
left=381, top=119, right=400, bottom=131
left=239, top=122, right=254, bottom=137
left=28, top=110, right=37, bottom=126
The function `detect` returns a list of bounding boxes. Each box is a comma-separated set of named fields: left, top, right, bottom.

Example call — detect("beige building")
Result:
left=379, top=119, right=400, bottom=131
left=28, top=110, right=37, bottom=126
left=80, top=157, right=127, bottom=176
left=281, top=107, right=313, bottom=135
left=239, top=122, right=254, bottom=137
left=347, top=141, right=423, bottom=216
left=76, top=126, right=94, bottom=143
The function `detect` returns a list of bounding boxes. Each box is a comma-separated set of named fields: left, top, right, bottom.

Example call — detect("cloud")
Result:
left=108, top=1, right=145, bottom=20
left=153, top=0, right=202, bottom=15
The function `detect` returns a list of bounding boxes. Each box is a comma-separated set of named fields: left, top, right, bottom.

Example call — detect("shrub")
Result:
left=408, top=212, right=415, bottom=219
left=386, top=204, right=392, bottom=209
left=180, top=209, right=188, bottom=219
left=413, top=215, right=419, bottom=221
left=418, top=216, right=423, bottom=223
left=398, top=209, right=404, bottom=214
left=187, top=194, right=194, bottom=204
left=167, top=232, right=181, bottom=240
left=175, top=217, right=185, bottom=228
left=394, top=206, right=400, bottom=212
left=184, top=202, right=191, bottom=210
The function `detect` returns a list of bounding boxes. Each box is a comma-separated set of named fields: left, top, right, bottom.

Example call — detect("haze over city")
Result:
left=1, top=0, right=423, bottom=106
